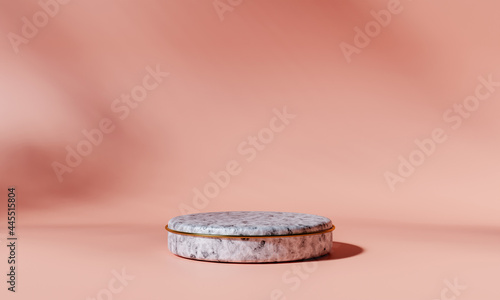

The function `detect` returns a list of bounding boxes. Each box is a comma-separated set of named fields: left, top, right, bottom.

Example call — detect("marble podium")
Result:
left=166, top=211, right=335, bottom=263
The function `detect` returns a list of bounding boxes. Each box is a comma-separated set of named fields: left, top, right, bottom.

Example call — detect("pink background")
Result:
left=1, top=0, right=499, bottom=299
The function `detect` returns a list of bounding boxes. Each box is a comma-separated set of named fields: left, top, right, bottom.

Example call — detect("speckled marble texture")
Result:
left=168, top=211, right=332, bottom=236
left=167, top=211, right=334, bottom=263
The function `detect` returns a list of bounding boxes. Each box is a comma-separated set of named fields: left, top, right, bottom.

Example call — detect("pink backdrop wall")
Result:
left=1, top=0, right=499, bottom=299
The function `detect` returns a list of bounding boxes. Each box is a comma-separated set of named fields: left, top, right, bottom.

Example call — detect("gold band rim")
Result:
left=165, top=224, right=335, bottom=239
